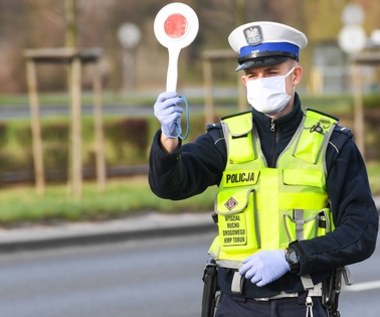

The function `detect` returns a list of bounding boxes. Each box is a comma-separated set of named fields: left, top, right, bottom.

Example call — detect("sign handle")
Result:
left=166, top=46, right=181, bottom=92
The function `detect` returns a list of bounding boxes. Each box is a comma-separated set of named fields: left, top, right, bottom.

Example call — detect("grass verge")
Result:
left=0, top=176, right=217, bottom=227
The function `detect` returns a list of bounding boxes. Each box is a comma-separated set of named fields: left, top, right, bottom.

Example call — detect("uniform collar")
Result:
left=252, top=93, right=303, bottom=133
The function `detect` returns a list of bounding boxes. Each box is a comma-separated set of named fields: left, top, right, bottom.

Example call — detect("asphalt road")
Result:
left=0, top=230, right=378, bottom=317
left=339, top=234, right=380, bottom=317
left=0, top=232, right=213, bottom=317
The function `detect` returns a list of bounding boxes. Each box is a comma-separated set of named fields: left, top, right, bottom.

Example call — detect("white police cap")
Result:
left=228, top=21, right=308, bottom=71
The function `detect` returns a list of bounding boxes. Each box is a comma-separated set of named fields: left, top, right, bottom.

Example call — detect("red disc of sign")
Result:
left=154, top=2, right=198, bottom=48
left=164, top=13, right=188, bottom=39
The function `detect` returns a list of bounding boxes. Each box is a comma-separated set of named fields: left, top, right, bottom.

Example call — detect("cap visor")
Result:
left=235, top=56, right=290, bottom=71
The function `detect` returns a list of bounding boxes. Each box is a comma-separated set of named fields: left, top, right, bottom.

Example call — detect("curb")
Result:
left=0, top=196, right=378, bottom=254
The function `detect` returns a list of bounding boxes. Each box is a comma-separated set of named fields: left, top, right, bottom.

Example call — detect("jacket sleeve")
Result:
left=148, top=127, right=226, bottom=200
left=296, top=135, right=378, bottom=275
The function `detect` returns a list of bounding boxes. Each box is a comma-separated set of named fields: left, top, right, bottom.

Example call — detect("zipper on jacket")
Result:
left=270, top=119, right=276, bottom=132
left=270, top=119, right=279, bottom=167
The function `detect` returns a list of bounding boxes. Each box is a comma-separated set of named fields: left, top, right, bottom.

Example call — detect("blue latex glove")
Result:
left=154, top=91, right=184, bottom=138
left=239, top=250, right=290, bottom=287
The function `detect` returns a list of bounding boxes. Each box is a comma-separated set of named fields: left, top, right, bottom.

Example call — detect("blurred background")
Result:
left=0, top=0, right=379, bottom=94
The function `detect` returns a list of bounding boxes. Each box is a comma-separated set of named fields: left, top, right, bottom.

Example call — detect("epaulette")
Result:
left=206, top=122, right=222, bottom=131
left=206, top=123, right=224, bottom=145
left=333, top=125, right=353, bottom=138
left=328, top=125, right=353, bottom=156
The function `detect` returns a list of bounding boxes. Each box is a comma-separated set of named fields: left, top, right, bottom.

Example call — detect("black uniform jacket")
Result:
left=148, top=94, right=378, bottom=298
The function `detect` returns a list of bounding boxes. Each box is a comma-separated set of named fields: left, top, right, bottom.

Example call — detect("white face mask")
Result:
left=246, top=67, right=295, bottom=115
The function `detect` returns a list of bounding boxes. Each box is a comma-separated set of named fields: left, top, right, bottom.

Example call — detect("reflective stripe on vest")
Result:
left=209, top=110, right=338, bottom=268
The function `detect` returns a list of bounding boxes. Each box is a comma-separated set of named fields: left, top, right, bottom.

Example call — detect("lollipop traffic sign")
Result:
left=154, top=2, right=199, bottom=92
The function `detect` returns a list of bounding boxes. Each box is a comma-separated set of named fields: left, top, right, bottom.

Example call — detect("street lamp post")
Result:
left=118, top=23, right=141, bottom=92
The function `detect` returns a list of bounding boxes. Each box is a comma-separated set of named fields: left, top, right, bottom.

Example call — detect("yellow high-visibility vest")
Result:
left=209, top=109, right=338, bottom=269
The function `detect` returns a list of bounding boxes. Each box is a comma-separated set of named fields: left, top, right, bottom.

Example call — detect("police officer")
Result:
left=149, top=21, right=378, bottom=317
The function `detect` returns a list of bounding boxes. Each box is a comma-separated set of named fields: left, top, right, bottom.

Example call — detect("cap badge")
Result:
left=244, top=26, right=263, bottom=45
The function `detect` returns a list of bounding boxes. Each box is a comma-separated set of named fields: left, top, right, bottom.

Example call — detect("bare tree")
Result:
left=65, top=0, right=77, bottom=48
